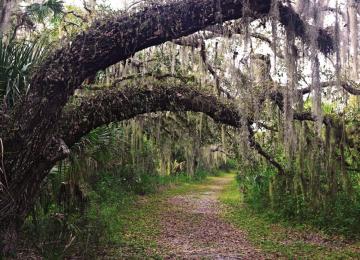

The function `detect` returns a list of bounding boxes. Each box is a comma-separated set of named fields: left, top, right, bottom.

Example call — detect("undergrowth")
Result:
left=20, top=168, right=215, bottom=258
left=220, top=174, right=360, bottom=259
left=236, top=162, right=360, bottom=239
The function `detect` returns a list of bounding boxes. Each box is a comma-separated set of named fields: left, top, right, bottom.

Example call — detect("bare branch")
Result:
left=248, top=126, right=286, bottom=175
left=199, top=40, right=234, bottom=99
left=300, top=81, right=360, bottom=96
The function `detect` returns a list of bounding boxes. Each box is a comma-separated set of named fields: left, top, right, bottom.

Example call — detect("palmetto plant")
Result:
left=48, top=123, right=121, bottom=199
left=0, top=37, right=47, bottom=108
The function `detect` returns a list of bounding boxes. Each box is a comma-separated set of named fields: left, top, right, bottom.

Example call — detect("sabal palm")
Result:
left=0, top=37, right=46, bottom=108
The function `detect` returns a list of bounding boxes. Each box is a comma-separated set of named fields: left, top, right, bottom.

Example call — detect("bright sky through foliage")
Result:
left=65, top=0, right=342, bottom=10
left=65, top=0, right=127, bottom=9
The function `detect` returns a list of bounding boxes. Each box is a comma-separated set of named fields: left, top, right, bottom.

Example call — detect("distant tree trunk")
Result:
left=0, top=0, right=17, bottom=37
left=348, top=0, right=359, bottom=80
left=83, top=0, right=97, bottom=21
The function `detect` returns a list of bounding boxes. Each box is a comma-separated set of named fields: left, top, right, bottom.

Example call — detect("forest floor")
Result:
left=156, top=174, right=266, bottom=259
left=106, top=173, right=360, bottom=259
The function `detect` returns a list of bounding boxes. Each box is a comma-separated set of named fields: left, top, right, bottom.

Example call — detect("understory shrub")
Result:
left=20, top=165, right=218, bottom=258
left=236, top=163, right=360, bottom=239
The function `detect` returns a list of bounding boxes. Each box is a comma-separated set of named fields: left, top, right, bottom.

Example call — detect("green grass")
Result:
left=21, top=169, right=218, bottom=258
left=95, top=172, right=220, bottom=258
left=219, top=173, right=360, bottom=259
left=26, top=170, right=358, bottom=259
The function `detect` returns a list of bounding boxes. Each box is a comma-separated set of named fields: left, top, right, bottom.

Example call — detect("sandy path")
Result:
left=157, top=175, right=267, bottom=259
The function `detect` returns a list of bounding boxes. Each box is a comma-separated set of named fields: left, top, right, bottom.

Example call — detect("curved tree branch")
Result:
left=2, top=83, right=240, bottom=233
left=59, top=83, right=285, bottom=177
left=300, top=81, right=360, bottom=96
left=59, top=84, right=241, bottom=147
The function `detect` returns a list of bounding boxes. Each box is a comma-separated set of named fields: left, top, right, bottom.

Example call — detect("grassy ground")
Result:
left=101, top=171, right=360, bottom=259
left=102, top=174, right=219, bottom=258
left=219, top=173, right=360, bottom=259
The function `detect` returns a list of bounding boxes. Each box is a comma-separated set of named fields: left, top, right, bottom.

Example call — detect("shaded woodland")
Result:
left=0, top=0, right=359, bottom=258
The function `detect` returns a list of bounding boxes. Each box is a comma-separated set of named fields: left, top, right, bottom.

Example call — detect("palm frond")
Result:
left=0, top=37, right=48, bottom=107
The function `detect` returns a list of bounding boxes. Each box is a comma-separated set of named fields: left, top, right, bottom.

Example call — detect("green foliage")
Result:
left=220, top=176, right=360, bottom=259
left=235, top=161, right=360, bottom=239
left=20, top=113, right=222, bottom=257
left=22, top=165, right=216, bottom=258
left=219, top=158, right=238, bottom=172
left=0, top=37, right=47, bottom=107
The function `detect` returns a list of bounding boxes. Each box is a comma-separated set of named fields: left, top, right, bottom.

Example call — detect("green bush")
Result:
left=219, top=159, right=238, bottom=172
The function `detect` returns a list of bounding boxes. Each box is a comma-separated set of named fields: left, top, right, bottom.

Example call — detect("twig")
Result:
left=199, top=39, right=234, bottom=99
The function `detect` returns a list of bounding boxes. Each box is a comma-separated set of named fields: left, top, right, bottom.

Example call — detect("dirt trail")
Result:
left=157, top=175, right=267, bottom=259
